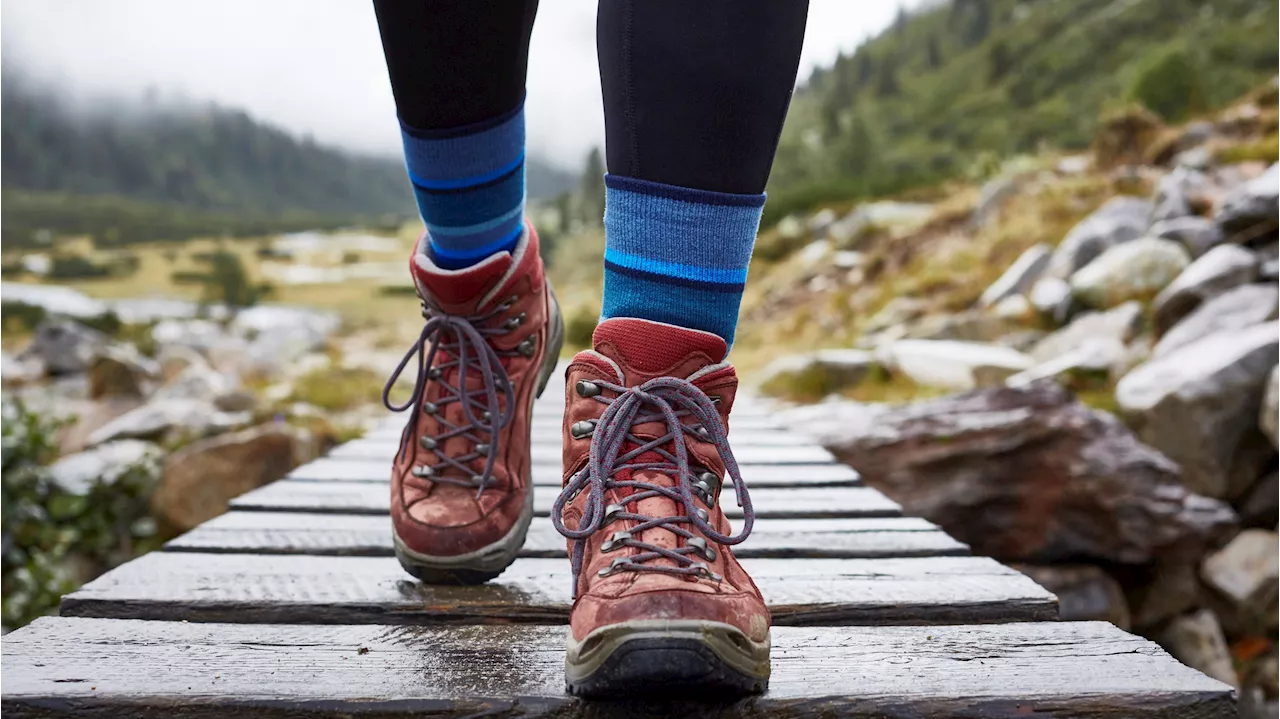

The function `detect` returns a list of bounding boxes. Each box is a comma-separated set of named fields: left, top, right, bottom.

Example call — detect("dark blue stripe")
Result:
left=604, top=174, right=766, bottom=208
left=604, top=260, right=745, bottom=294
left=410, top=161, right=523, bottom=195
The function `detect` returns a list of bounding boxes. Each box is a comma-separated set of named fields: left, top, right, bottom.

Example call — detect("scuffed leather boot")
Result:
left=384, top=223, right=563, bottom=584
left=552, top=318, right=770, bottom=697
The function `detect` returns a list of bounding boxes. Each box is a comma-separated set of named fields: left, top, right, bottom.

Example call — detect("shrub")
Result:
left=1131, top=48, right=1206, bottom=123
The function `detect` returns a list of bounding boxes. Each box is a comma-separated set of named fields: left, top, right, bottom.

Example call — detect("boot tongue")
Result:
left=410, top=241, right=514, bottom=314
left=592, top=318, right=727, bottom=384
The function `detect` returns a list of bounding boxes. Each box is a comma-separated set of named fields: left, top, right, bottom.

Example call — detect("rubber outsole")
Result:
left=393, top=285, right=566, bottom=586
left=565, top=621, right=770, bottom=699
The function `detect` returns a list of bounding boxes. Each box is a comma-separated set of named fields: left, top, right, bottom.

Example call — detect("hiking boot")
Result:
left=383, top=223, right=564, bottom=584
left=552, top=318, right=770, bottom=697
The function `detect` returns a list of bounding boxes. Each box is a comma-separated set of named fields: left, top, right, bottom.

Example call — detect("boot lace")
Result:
left=382, top=296, right=530, bottom=497
left=551, top=376, right=755, bottom=597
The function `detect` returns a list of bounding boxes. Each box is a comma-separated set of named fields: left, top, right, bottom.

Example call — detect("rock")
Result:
left=775, top=214, right=805, bottom=242
left=155, top=360, right=239, bottom=402
left=1263, top=366, right=1279, bottom=449
left=1045, top=196, right=1153, bottom=279
left=1006, top=336, right=1125, bottom=388
left=1056, top=155, right=1090, bottom=174
left=1152, top=244, right=1259, bottom=335
left=1015, top=564, right=1130, bottom=628
left=992, top=294, right=1033, bottom=322
left=1158, top=609, right=1238, bottom=686
left=902, top=311, right=1016, bottom=343
left=1118, top=321, right=1279, bottom=497
left=807, top=208, right=837, bottom=238
left=1154, top=284, right=1279, bottom=358
left=796, top=240, right=832, bottom=269
left=1259, top=242, right=1279, bottom=282
left=1151, top=167, right=1206, bottom=224
left=153, top=423, right=318, bottom=531
left=47, top=440, right=163, bottom=495
left=971, top=174, right=1019, bottom=229
left=87, top=346, right=158, bottom=400
left=155, top=344, right=209, bottom=383
left=979, top=244, right=1051, bottom=307
left=995, top=329, right=1046, bottom=353
left=1030, top=301, right=1142, bottom=364
left=1029, top=276, right=1075, bottom=324
left=758, top=349, right=877, bottom=401
left=824, top=381, right=1237, bottom=563
left=877, top=340, right=1033, bottom=391
left=1216, top=163, right=1279, bottom=239
left=1070, top=237, right=1191, bottom=309
left=1201, top=530, right=1279, bottom=634
left=86, top=398, right=251, bottom=446
left=1151, top=216, right=1225, bottom=258
left=862, top=297, right=930, bottom=336
left=827, top=201, right=933, bottom=248
left=1129, top=563, right=1202, bottom=630
left=19, top=319, right=106, bottom=375
left=56, top=397, right=144, bottom=454
left=1238, top=471, right=1279, bottom=528
left=832, top=250, right=863, bottom=270
left=1, top=351, right=46, bottom=388
left=774, top=399, right=890, bottom=447
left=213, top=390, right=257, bottom=413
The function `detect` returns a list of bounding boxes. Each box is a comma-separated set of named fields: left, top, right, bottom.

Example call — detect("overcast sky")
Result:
left=2, top=1, right=911, bottom=168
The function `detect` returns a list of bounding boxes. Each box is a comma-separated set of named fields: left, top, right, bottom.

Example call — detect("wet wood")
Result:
left=286, top=457, right=862, bottom=487
left=60, top=554, right=1055, bottom=626
left=3, top=617, right=1233, bottom=718
left=230, top=481, right=902, bottom=519
left=328, top=439, right=837, bottom=465
left=164, top=512, right=969, bottom=559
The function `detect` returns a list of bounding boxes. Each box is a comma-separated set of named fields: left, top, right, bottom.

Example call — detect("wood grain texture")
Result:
left=2, top=617, right=1234, bottom=718
left=59, top=553, right=1056, bottom=626
left=367, top=424, right=809, bottom=446
left=286, top=457, right=862, bottom=487
left=230, top=481, right=901, bottom=519
left=164, top=512, right=969, bottom=559
left=328, top=439, right=837, bottom=465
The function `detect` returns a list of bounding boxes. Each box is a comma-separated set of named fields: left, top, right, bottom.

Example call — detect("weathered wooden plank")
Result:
left=329, top=439, right=836, bottom=465
left=286, top=457, right=862, bottom=487
left=231, top=481, right=901, bottom=519
left=164, top=512, right=969, bottom=559
left=2, top=617, right=1232, bottom=718
left=368, top=423, right=809, bottom=446
left=60, top=553, right=1054, bottom=625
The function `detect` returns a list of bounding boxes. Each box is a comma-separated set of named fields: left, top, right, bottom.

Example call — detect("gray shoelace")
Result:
left=383, top=298, right=519, bottom=497
left=551, top=376, right=755, bottom=597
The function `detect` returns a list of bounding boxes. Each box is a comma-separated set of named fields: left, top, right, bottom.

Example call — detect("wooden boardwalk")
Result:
left=2, top=381, right=1237, bottom=717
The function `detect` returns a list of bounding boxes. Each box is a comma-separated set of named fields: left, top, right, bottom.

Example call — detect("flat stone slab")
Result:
left=2, top=618, right=1234, bottom=718
left=59, top=553, right=1055, bottom=626
left=165, top=512, right=969, bottom=559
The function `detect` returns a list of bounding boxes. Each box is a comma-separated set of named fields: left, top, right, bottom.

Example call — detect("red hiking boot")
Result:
left=552, top=318, right=770, bottom=697
left=383, top=224, right=563, bottom=584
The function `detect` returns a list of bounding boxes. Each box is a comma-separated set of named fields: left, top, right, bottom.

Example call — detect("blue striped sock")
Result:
left=401, top=104, right=525, bottom=270
left=600, top=175, right=765, bottom=347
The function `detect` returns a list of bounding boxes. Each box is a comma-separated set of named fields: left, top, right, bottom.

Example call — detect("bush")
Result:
left=1131, top=48, right=1206, bottom=123
left=1, top=397, right=164, bottom=629
left=47, top=254, right=111, bottom=280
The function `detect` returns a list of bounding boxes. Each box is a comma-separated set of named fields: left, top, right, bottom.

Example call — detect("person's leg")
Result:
left=374, top=0, right=538, bottom=269
left=555, top=1, right=808, bottom=698
left=596, top=0, right=809, bottom=346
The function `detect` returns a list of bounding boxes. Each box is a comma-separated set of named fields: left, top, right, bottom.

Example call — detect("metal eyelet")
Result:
left=419, top=436, right=437, bottom=450
left=517, top=335, right=537, bottom=357
left=474, top=443, right=490, bottom=454
left=687, top=537, right=717, bottom=562
left=695, top=507, right=709, bottom=522
left=694, top=425, right=711, bottom=440
left=598, top=557, right=633, bottom=577
left=422, top=401, right=438, bottom=415
left=575, top=380, right=601, bottom=397
left=603, top=503, right=625, bottom=524
left=427, top=367, right=442, bottom=380
left=708, top=395, right=722, bottom=404
left=481, top=410, right=492, bottom=422
left=600, top=531, right=631, bottom=553
left=570, top=419, right=597, bottom=439
left=504, top=312, right=527, bottom=330
left=692, top=562, right=722, bottom=581
left=411, top=465, right=435, bottom=478
left=692, top=480, right=713, bottom=503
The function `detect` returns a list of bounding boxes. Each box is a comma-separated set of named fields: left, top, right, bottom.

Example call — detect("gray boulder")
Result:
left=1216, top=163, right=1279, bottom=238
left=978, top=244, right=1051, bottom=307
left=88, top=345, right=160, bottom=400
left=47, top=439, right=163, bottom=495
left=1015, top=564, right=1130, bottom=628
left=1263, top=366, right=1278, bottom=449
left=1030, top=301, right=1142, bottom=364
left=1201, top=530, right=1279, bottom=635
left=1152, top=244, right=1258, bottom=335
left=823, top=381, right=1236, bottom=563
left=758, top=349, right=876, bottom=401
left=1029, top=276, right=1075, bottom=324
left=1007, top=336, right=1126, bottom=388
left=1151, top=216, right=1225, bottom=258
left=20, top=319, right=106, bottom=375
left=1151, top=167, right=1206, bottom=224
left=1153, top=284, right=1279, bottom=358
left=1045, top=196, right=1153, bottom=279
left=1157, top=610, right=1237, bottom=686
left=877, top=339, right=1033, bottom=391
left=1116, top=321, right=1279, bottom=498
left=87, top=398, right=251, bottom=446
left=1070, top=237, right=1191, bottom=309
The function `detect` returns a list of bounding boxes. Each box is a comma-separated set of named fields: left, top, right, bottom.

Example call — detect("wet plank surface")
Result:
left=165, top=512, right=969, bottom=559
left=2, top=617, right=1234, bottom=719
left=230, top=481, right=902, bottom=519
left=60, top=553, right=1056, bottom=626
left=329, top=439, right=836, bottom=465
left=286, top=456, right=862, bottom=487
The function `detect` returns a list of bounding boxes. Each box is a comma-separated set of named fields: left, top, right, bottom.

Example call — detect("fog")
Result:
left=1, top=0, right=911, bottom=168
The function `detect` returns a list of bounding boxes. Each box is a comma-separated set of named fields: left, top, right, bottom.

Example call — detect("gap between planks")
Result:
left=2, top=617, right=1234, bottom=719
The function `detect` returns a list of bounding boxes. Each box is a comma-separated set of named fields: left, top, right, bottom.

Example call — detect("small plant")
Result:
left=173, top=249, right=274, bottom=313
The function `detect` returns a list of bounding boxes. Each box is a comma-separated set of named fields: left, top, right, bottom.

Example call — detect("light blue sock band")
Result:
left=600, top=174, right=765, bottom=347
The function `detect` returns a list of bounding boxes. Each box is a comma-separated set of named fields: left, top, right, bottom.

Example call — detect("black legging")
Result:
left=373, top=1, right=808, bottom=196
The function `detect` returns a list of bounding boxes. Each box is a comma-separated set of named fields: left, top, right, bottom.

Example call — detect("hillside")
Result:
left=766, top=0, right=1278, bottom=223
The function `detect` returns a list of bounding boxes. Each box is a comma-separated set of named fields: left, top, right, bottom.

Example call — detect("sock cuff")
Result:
left=401, top=103, right=525, bottom=189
